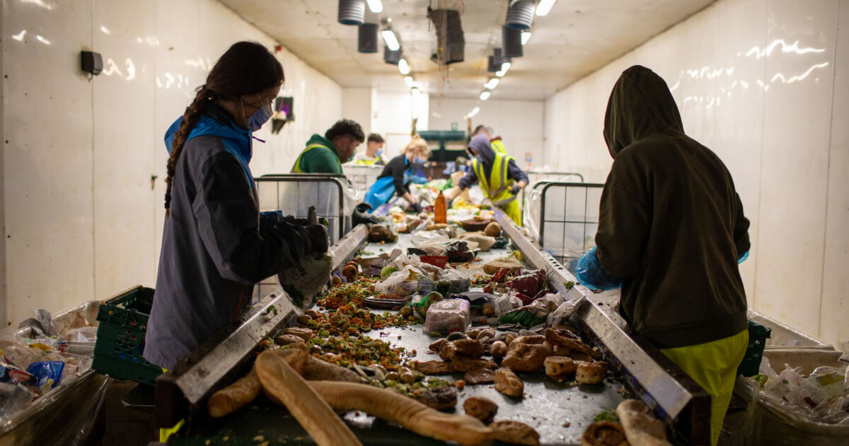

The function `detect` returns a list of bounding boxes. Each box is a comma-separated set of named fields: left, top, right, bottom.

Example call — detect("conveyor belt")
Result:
left=160, top=214, right=709, bottom=445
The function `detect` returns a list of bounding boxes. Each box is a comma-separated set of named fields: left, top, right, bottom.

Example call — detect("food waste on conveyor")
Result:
left=176, top=200, right=672, bottom=446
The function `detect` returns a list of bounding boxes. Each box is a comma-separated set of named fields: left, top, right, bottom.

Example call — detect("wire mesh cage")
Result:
left=522, top=171, right=584, bottom=223
left=253, top=173, right=359, bottom=301
left=526, top=181, right=604, bottom=273
left=341, top=164, right=384, bottom=197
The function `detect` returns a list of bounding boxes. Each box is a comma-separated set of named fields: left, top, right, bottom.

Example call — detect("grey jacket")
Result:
left=144, top=108, right=299, bottom=369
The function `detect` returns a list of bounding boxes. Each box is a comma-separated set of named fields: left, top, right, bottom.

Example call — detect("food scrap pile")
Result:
left=206, top=199, right=670, bottom=445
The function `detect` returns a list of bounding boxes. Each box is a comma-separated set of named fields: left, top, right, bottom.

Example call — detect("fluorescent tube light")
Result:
left=484, top=78, right=500, bottom=89
left=398, top=58, right=410, bottom=75
left=404, top=76, right=414, bottom=87
left=366, top=0, right=383, bottom=13
left=536, top=0, right=556, bottom=16
left=521, top=31, right=531, bottom=45
left=480, top=91, right=491, bottom=101
left=381, top=29, right=400, bottom=51
left=496, top=62, right=511, bottom=77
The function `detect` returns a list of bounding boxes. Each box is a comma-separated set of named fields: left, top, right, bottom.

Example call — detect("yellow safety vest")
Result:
left=472, top=154, right=521, bottom=224
left=491, top=139, right=507, bottom=156
left=355, top=154, right=383, bottom=166
left=291, top=143, right=341, bottom=173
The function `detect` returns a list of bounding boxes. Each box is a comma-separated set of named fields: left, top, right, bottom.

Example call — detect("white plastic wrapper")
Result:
left=423, top=299, right=471, bottom=334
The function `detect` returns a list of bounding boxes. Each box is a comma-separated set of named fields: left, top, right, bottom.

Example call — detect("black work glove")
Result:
left=353, top=202, right=380, bottom=226
left=510, top=184, right=522, bottom=195
left=408, top=202, right=423, bottom=214
left=304, top=223, right=329, bottom=254
left=273, top=219, right=312, bottom=260
left=446, top=197, right=454, bottom=209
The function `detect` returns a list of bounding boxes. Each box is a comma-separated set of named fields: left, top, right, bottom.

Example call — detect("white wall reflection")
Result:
left=670, top=38, right=830, bottom=109
left=20, top=0, right=54, bottom=11
left=35, top=34, right=50, bottom=45
left=12, top=30, right=26, bottom=41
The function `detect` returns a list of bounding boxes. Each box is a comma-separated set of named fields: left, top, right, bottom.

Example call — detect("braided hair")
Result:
left=164, top=41, right=284, bottom=214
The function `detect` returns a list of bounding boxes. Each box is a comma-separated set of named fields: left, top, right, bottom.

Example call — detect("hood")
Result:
left=603, top=65, right=684, bottom=158
left=164, top=104, right=255, bottom=186
left=468, top=134, right=495, bottom=166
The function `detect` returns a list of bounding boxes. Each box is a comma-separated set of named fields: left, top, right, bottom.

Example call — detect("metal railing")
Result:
left=525, top=181, right=604, bottom=273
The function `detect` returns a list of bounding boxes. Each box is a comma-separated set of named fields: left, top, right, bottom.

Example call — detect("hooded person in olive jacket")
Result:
left=576, top=65, right=750, bottom=446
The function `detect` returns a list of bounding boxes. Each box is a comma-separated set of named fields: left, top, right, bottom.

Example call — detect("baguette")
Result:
left=207, top=368, right=261, bottom=418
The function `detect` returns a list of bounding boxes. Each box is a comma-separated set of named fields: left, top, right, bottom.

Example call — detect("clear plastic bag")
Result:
left=423, top=299, right=471, bottom=334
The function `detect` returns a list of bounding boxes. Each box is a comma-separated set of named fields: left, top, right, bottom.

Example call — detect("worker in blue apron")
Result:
left=364, top=135, right=429, bottom=212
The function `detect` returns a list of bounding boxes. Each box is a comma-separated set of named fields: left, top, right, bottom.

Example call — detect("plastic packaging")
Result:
left=0, top=382, right=34, bottom=421
left=434, top=191, right=447, bottom=224
left=423, top=299, right=471, bottom=334
left=26, top=361, right=64, bottom=394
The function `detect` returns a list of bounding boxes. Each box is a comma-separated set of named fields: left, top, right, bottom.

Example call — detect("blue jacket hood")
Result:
left=468, top=134, right=495, bottom=166
left=164, top=106, right=255, bottom=187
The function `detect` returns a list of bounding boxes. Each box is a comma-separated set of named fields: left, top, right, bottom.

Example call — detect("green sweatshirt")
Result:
left=596, top=65, right=750, bottom=349
left=291, top=134, right=343, bottom=174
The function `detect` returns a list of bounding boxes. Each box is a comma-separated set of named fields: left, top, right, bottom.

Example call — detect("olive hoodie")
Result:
left=596, top=65, right=750, bottom=348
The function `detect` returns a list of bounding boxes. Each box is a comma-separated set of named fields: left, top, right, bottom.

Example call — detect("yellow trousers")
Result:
left=499, top=198, right=522, bottom=226
left=661, top=329, right=748, bottom=446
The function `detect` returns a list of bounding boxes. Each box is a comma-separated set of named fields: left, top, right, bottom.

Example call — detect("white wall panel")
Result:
left=755, top=0, right=837, bottom=336
left=1, top=0, right=343, bottom=325
left=342, top=87, right=373, bottom=140
left=543, top=0, right=847, bottom=345
left=428, top=98, right=544, bottom=171
left=3, top=0, right=96, bottom=324
left=820, top=2, right=849, bottom=345
left=92, top=0, right=157, bottom=301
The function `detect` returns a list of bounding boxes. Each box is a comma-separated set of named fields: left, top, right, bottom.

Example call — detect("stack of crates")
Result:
left=92, top=286, right=162, bottom=386
left=737, top=319, right=772, bottom=376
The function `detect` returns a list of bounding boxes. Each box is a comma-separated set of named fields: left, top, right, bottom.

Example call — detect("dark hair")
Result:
left=472, top=124, right=487, bottom=135
left=164, top=41, right=284, bottom=213
left=325, top=119, right=365, bottom=143
left=367, top=133, right=384, bottom=144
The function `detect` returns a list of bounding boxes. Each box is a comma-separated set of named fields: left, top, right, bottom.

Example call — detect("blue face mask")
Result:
left=376, top=149, right=384, bottom=158
left=248, top=103, right=273, bottom=132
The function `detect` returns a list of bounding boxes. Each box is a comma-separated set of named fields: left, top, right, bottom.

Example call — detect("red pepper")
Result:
left=491, top=268, right=511, bottom=283
left=515, top=292, right=533, bottom=306
left=508, top=274, right=541, bottom=297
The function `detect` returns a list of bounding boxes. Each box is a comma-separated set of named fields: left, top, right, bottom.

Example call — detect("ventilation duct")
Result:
left=338, top=0, right=365, bottom=26
left=502, top=25, right=523, bottom=58
left=505, top=0, right=535, bottom=30
left=384, top=46, right=403, bottom=64
left=487, top=48, right=509, bottom=72
left=429, top=9, right=464, bottom=65
left=358, top=23, right=379, bottom=53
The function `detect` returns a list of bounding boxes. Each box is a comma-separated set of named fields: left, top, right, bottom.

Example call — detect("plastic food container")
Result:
left=423, top=299, right=471, bottom=334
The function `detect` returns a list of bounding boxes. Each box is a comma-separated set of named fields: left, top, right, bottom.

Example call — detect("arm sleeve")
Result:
left=506, top=159, right=529, bottom=184
left=457, top=169, right=478, bottom=190
left=593, top=157, right=652, bottom=278
left=391, top=161, right=408, bottom=197
left=194, top=153, right=300, bottom=284
left=733, top=192, right=751, bottom=256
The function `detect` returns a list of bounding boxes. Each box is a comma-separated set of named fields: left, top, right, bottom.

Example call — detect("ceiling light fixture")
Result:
left=480, top=91, right=491, bottom=101
left=484, top=78, right=500, bottom=89
left=496, top=62, right=512, bottom=77
left=366, top=0, right=383, bottom=13
left=467, top=106, right=480, bottom=118
left=536, top=0, right=557, bottom=16
left=404, top=76, right=414, bottom=88
left=521, top=31, right=532, bottom=46
left=381, top=28, right=400, bottom=51
left=398, top=58, right=410, bottom=75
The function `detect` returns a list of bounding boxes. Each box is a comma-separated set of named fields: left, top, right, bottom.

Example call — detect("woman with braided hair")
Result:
left=144, top=41, right=327, bottom=369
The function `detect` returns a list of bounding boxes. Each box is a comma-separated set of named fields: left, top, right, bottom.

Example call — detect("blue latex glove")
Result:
left=575, top=247, right=623, bottom=291
left=738, top=251, right=749, bottom=264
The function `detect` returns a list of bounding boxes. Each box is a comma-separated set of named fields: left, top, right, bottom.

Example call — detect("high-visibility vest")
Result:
left=471, top=153, right=517, bottom=207
left=490, top=139, right=507, bottom=156
left=291, top=143, right=341, bottom=173
left=355, top=153, right=383, bottom=165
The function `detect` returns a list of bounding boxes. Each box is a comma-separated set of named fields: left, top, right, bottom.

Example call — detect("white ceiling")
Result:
left=221, top=0, right=715, bottom=101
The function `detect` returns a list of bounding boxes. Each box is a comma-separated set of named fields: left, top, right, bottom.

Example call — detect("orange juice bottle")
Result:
left=434, top=191, right=447, bottom=224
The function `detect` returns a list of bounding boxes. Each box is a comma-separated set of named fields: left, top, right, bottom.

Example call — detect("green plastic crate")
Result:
left=92, top=286, right=162, bottom=386
left=737, top=319, right=772, bottom=377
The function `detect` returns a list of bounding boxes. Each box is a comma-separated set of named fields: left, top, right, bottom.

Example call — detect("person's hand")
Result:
left=408, top=202, right=423, bottom=214
left=446, top=197, right=454, bottom=209
left=353, top=202, right=380, bottom=225
left=510, top=184, right=522, bottom=195
left=304, top=224, right=329, bottom=254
